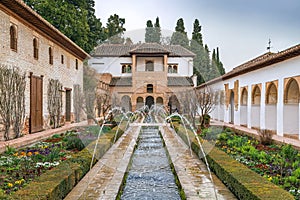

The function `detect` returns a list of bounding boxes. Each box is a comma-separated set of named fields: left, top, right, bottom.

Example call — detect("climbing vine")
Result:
left=47, top=79, right=63, bottom=128
left=0, top=64, right=26, bottom=140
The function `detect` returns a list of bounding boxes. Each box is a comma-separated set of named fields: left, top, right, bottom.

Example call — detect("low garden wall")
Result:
left=0, top=126, right=125, bottom=200
left=173, top=123, right=294, bottom=200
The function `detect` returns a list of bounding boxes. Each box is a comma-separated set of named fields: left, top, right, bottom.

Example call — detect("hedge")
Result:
left=174, top=124, right=294, bottom=200
left=0, top=125, right=125, bottom=200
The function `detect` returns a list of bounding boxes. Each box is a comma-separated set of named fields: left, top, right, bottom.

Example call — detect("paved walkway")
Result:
left=0, top=121, right=88, bottom=153
left=161, top=126, right=236, bottom=200
left=211, top=120, right=300, bottom=150
left=64, top=126, right=141, bottom=200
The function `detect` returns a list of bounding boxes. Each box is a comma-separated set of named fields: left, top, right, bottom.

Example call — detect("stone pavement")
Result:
left=0, top=121, right=88, bottom=153
left=160, top=126, right=237, bottom=200
left=64, top=126, right=141, bottom=200
left=211, top=120, right=300, bottom=150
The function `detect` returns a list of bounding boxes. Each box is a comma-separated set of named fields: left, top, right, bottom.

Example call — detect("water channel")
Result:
left=120, top=126, right=182, bottom=199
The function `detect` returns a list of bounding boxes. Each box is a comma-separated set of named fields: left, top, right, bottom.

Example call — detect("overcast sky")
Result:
left=94, top=0, right=300, bottom=72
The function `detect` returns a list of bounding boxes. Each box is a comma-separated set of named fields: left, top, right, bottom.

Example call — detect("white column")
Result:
left=277, top=78, right=284, bottom=136
left=247, top=85, right=252, bottom=129
left=260, top=83, right=266, bottom=130
left=298, top=103, right=300, bottom=140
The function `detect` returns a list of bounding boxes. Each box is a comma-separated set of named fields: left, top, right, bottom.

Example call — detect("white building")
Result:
left=197, top=44, right=300, bottom=140
left=89, top=43, right=195, bottom=112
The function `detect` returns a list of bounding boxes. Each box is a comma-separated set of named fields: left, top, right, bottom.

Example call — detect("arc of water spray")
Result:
left=89, top=107, right=128, bottom=170
left=165, top=113, right=218, bottom=200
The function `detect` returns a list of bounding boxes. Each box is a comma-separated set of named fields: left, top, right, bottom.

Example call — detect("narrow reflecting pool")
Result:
left=120, top=126, right=182, bottom=200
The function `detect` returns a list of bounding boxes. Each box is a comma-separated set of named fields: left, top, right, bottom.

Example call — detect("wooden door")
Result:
left=30, top=73, right=43, bottom=133
left=65, top=89, right=71, bottom=122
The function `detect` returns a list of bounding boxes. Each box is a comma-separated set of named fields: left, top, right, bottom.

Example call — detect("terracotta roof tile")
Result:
left=168, top=77, right=194, bottom=86
left=110, top=77, right=132, bottom=87
left=92, top=43, right=195, bottom=57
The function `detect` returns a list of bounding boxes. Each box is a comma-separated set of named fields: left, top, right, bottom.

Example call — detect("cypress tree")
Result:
left=170, top=18, right=189, bottom=49
left=145, top=20, right=154, bottom=43
left=153, top=17, right=161, bottom=43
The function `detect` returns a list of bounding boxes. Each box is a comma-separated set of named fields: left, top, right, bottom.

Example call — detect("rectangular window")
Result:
left=168, top=64, right=178, bottom=73
left=75, top=59, right=78, bottom=70
left=49, top=47, right=53, bottom=65
left=61, top=55, right=64, bottom=64
left=33, top=38, right=39, bottom=60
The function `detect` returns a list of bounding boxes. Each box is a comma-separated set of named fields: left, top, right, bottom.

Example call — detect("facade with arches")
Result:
left=89, top=43, right=196, bottom=113
left=198, top=44, right=300, bottom=140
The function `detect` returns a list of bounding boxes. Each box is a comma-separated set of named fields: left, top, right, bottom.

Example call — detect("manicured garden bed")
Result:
left=171, top=122, right=296, bottom=200
left=0, top=123, right=126, bottom=199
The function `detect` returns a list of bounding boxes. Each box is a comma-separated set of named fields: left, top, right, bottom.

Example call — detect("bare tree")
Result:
left=197, top=85, right=215, bottom=128
left=96, top=91, right=111, bottom=117
left=178, top=89, right=198, bottom=128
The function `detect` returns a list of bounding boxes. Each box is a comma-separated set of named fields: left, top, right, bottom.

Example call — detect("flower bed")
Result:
left=0, top=125, right=115, bottom=198
left=215, top=127, right=300, bottom=199
left=171, top=122, right=295, bottom=200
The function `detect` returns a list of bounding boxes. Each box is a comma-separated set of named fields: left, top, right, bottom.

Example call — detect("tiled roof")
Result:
left=130, top=43, right=170, bottom=54
left=197, top=43, right=300, bottom=88
left=168, top=77, right=194, bottom=86
left=110, top=77, right=132, bottom=87
left=0, top=0, right=89, bottom=60
left=92, top=43, right=195, bottom=57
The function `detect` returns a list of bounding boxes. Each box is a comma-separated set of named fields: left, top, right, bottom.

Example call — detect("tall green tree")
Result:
left=24, top=0, right=104, bottom=53
left=216, top=47, right=225, bottom=75
left=145, top=20, right=154, bottom=43
left=170, top=18, right=189, bottom=49
left=153, top=17, right=161, bottom=43
left=105, top=14, right=126, bottom=44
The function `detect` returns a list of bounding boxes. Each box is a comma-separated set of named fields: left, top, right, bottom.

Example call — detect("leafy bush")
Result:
left=64, top=135, right=85, bottom=151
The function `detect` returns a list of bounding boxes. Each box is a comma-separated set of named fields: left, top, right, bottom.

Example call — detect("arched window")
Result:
left=156, top=97, right=163, bottom=105
left=252, top=85, right=261, bottom=105
left=147, top=84, right=153, bottom=93
left=10, top=25, right=17, bottom=51
left=145, top=61, right=154, bottom=71
left=137, top=97, right=143, bottom=103
left=33, top=38, right=38, bottom=59
left=241, top=88, right=248, bottom=105
left=121, top=64, right=132, bottom=73
left=266, top=83, right=277, bottom=104
left=168, top=64, right=178, bottom=73
left=285, top=79, right=299, bottom=104
left=49, top=47, right=53, bottom=65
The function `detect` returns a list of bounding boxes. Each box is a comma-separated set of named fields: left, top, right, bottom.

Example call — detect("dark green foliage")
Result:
left=105, top=14, right=126, bottom=44
left=190, top=19, right=225, bottom=85
left=24, top=0, right=105, bottom=53
left=145, top=17, right=161, bottom=43
left=170, top=18, right=189, bottom=49
left=64, top=135, right=85, bottom=151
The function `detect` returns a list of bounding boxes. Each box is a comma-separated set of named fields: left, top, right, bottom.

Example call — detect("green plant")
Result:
left=4, top=146, right=16, bottom=155
left=64, top=136, right=85, bottom=151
